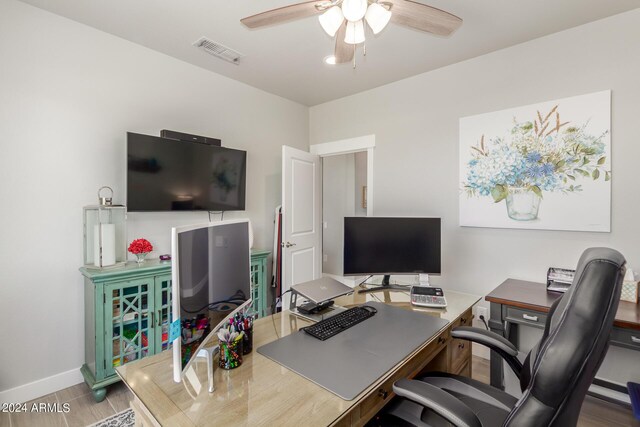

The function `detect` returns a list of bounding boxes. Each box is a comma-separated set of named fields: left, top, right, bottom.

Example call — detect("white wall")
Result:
left=311, top=9, right=640, bottom=293
left=311, top=10, right=640, bottom=367
left=0, top=0, right=308, bottom=401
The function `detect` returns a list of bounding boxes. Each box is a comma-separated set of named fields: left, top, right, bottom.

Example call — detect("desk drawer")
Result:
left=453, top=310, right=472, bottom=328
left=454, top=359, right=471, bottom=377
left=611, top=327, right=640, bottom=350
left=450, top=338, right=471, bottom=374
left=355, top=330, right=449, bottom=426
left=505, top=307, right=547, bottom=329
left=450, top=309, right=472, bottom=375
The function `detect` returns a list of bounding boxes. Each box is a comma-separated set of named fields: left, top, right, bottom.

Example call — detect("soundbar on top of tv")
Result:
left=160, top=129, right=221, bottom=146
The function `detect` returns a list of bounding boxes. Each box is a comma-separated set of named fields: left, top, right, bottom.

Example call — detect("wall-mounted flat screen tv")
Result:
left=127, top=132, right=246, bottom=212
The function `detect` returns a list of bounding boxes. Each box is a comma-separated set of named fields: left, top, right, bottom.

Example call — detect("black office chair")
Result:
left=375, top=247, right=626, bottom=427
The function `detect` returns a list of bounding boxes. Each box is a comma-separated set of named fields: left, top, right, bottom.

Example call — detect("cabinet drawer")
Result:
left=505, top=307, right=547, bottom=329
left=611, top=327, right=640, bottom=350
left=356, top=330, right=449, bottom=425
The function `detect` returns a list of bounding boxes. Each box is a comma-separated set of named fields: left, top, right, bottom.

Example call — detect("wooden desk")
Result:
left=486, top=278, right=640, bottom=402
left=116, top=288, right=480, bottom=426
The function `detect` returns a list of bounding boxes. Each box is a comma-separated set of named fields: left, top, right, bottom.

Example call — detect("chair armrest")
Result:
left=451, top=326, right=517, bottom=356
left=393, top=379, right=482, bottom=427
left=452, top=326, right=523, bottom=380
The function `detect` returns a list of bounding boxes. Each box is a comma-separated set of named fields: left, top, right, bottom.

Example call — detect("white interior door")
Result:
left=282, top=146, right=322, bottom=302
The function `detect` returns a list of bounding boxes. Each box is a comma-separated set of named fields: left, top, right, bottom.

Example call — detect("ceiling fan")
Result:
left=240, top=0, right=462, bottom=67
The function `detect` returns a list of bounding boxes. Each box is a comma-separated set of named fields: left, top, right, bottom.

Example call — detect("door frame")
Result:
left=310, top=134, right=375, bottom=217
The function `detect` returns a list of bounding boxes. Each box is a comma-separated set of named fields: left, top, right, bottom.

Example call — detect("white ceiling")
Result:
left=19, top=0, right=639, bottom=106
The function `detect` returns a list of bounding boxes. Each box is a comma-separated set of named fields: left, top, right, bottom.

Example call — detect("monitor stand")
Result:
left=357, top=275, right=410, bottom=294
left=289, top=288, right=347, bottom=322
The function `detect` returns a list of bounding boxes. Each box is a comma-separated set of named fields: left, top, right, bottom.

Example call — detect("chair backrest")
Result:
left=505, top=247, right=625, bottom=427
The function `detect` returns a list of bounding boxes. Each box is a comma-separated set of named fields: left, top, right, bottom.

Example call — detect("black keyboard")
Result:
left=302, top=305, right=377, bottom=341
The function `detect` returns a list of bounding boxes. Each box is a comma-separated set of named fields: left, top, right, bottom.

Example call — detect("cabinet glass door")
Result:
left=105, top=278, right=154, bottom=376
left=154, top=274, right=173, bottom=353
left=250, top=259, right=263, bottom=318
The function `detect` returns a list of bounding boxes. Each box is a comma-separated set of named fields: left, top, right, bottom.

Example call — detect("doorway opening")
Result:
left=310, top=135, right=375, bottom=286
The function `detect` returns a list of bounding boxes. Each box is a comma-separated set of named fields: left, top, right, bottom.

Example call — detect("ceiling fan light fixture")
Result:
left=319, top=6, right=344, bottom=37
left=341, top=0, right=367, bottom=22
left=324, top=55, right=337, bottom=65
left=365, top=3, right=392, bottom=34
left=344, top=19, right=365, bottom=45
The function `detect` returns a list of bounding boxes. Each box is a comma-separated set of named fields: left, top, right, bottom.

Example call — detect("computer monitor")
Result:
left=171, top=219, right=251, bottom=383
left=343, top=217, right=441, bottom=292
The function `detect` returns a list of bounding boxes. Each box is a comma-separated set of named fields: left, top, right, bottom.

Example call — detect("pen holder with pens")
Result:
left=242, top=325, right=253, bottom=355
left=217, top=312, right=254, bottom=368
left=218, top=337, right=243, bottom=370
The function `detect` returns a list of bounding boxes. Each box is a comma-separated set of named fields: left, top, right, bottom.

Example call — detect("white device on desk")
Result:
left=410, top=285, right=447, bottom=308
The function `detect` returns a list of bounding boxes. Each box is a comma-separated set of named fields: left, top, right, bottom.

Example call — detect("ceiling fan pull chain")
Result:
left=353, top=44, right=356, bottom=69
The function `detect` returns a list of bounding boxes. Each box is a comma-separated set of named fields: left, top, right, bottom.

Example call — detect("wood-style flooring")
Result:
left=3, top=381, right=131, bottom=427
left=3, top=356, right=637, bottom=426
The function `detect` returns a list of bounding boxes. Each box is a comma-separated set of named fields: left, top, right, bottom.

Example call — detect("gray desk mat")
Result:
left=257, top=302, right=449, bottom=400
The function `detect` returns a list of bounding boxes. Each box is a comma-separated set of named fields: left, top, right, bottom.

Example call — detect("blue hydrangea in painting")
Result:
left=463, top=105, right=610, bottom=221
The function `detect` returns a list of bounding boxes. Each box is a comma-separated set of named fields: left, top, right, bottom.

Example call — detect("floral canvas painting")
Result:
left=459, top=91, right=611, bottom=232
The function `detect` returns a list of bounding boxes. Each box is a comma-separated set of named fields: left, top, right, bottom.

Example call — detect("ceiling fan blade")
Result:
left=241, top=1, right=326, bottom=29
left=334, top=22, right=354, bottom=63
left=387, top=0, right=462, bottom=36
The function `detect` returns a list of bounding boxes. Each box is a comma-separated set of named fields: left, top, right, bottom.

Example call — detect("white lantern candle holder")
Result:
left=83, top=186, right=127, bottom=269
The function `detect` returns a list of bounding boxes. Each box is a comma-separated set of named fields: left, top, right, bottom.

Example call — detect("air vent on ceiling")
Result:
left=193, top=37, right=243, bottom=65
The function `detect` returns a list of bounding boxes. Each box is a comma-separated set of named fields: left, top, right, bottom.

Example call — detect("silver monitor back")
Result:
left=171, top=219, right=251, bottom=383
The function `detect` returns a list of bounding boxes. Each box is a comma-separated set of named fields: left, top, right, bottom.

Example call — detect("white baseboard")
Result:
left=0, top=367, right=83, bottom=403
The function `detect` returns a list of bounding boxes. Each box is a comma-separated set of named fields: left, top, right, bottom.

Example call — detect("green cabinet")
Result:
left=250, top=250, right=270, bottom=318
left=155, top=274, right=174, bottom=352
left=80, top=251, right=269, bottom=402
left=80, top=261, right=172, bottom=402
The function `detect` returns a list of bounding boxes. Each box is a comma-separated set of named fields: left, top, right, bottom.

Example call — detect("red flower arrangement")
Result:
left=128, top=238, right=153, bottom=254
